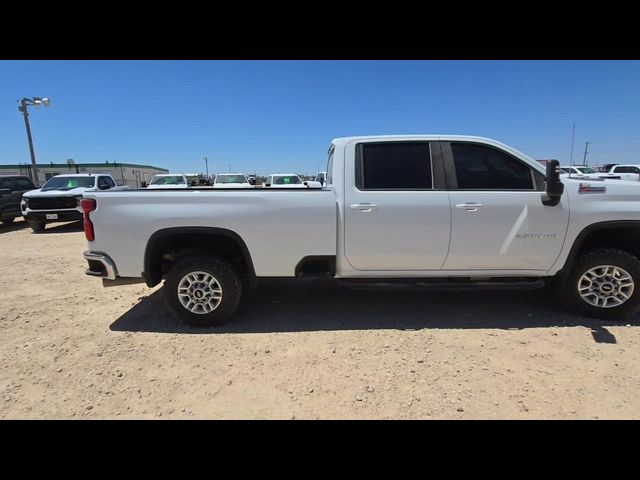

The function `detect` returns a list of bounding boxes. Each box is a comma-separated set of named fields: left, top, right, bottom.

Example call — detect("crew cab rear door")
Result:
left=343, top=140, right=451, bottom=270
left=441, top=141, right=569, bottom=271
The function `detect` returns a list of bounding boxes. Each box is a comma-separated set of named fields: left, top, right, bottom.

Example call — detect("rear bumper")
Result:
left=24, top=210, right=83, bottom=222
left=83, top=251, right=117, bottom=280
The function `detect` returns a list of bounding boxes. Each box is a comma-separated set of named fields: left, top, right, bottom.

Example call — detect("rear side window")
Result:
left=614, top=166, right=640, bottom=174
left=13, top=178, right=34, bottom=190
left=451, top=143, right=534, bottom=190
left=356, top=142, right=432, bottom=190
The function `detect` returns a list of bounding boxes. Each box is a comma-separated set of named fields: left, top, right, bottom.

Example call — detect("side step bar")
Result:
left=337, top=278, right=546, bottom=291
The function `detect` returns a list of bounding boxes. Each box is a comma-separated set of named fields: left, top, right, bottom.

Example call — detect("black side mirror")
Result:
left=542, top=160, right=564, bottom=206
left=248, top=178, right=256, bottom=185
left=140, top=181, right=148, bottom=188
left=190, top=181, right=197, bottom=186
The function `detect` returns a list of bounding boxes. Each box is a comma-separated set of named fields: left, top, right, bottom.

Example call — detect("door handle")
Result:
left=350, top=203, right=377, bottom=212
left=455, top=202, right=484, bottom=212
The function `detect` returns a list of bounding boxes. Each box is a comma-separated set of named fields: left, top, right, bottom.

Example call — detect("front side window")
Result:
left=357, top=142, right=432, bottom=190
left=451, top=143, right=534, bottom=190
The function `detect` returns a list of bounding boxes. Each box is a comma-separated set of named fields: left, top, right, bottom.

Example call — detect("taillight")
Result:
left=81, top=198, right=97, bottom=241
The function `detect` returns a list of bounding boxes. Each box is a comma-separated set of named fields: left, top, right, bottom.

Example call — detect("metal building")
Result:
left=0, top=161, right=169, bottom=188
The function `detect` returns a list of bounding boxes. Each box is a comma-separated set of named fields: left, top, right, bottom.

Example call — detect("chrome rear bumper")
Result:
left=83, top=251, right=117, bottom=280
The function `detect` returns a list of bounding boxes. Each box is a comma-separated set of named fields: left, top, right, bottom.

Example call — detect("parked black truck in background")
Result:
left=0, top=176, right=36, bottom=225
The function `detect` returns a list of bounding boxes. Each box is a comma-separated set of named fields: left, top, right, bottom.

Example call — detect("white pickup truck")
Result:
left=82, top=135, right=640, bottom=326
left=22, top=173, right=124, bottom=232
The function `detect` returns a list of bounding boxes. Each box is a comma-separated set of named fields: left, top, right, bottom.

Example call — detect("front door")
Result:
left=441, top=141, right=569, bottom=271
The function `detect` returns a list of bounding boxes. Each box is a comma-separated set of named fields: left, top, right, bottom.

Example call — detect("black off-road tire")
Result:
left=163, top=254, right=242, bottom=327
left=1, top=217, right=15, bottom=225
left=29, top=220, right=46, bottom=232
left=563, top=248, right=640, bottom=320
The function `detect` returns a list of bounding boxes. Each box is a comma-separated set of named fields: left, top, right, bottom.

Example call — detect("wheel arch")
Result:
left=556, top=220, right=640, bottom=281
left=143, top=227, right=256, bottom=288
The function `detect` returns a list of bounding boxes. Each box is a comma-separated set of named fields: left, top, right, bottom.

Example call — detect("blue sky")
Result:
left=0, top=60, right=639, bottom=175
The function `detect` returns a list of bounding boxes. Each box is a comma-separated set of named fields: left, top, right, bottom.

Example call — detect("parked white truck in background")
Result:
left=22, top=173, right=123, bottom=232
left=82, top=135, right=640, bottom=326
left=597, top=165, right=640, bottom=182
left=213, top=173, right=253, bottom=189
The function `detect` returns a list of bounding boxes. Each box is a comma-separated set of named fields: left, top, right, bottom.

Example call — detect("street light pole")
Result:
left=17, top=96, right=50, bottom=186
left=19, top=99, right=38, bottom=184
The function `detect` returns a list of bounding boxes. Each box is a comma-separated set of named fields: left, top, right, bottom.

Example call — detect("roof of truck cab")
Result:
left=329, top=135, right=542, bottom=171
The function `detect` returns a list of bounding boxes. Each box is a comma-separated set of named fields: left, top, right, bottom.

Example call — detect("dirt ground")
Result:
left=1, top=218, right=640, bottom=419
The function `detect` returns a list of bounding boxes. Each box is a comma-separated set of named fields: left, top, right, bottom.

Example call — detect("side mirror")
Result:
left=248, top=178, right=256, bottom=185
left=140, top=181, right=148, bottom=188
left=303, top=181, right=308, bottom=186
left=542, top=160, right=564, bottom=206
left=190, top=180, right=197, bottom=186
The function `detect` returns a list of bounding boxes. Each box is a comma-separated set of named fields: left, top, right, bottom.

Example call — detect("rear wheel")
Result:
left=163, top=254, right=242, bottom=327
left=28, top=220, right=46, bottom=232
left=564, top=248, right=640, bottom=320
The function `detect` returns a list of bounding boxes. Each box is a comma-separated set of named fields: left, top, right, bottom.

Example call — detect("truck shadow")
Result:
left=37, top=221, right=83, bottom=234
left=0, top=218, right=29, bottom=234
left=109, top=278, right=631, bottom=343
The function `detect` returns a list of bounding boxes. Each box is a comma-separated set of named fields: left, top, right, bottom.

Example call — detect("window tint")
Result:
left=358, top=142, right=432, bottom=189
left=614, top=166, right=639, bottom=174
left=451, top=143, right=533, bottom=190
left=14, top=178, right=34, bottom=190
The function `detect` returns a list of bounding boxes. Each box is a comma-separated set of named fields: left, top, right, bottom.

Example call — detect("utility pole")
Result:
left=202, top=157, right=208, bottom=177
left=583, top=141, right=591, bottom=166
left=569, top=124, right=576, bottom=167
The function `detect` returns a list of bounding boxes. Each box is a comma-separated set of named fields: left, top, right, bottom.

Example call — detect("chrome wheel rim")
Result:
left=177, top=271, right=223, bottom=314
left=578, top=265, right=634, bottom=308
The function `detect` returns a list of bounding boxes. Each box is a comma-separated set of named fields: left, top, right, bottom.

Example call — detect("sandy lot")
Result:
left=1, top=218, right=640, bottom=419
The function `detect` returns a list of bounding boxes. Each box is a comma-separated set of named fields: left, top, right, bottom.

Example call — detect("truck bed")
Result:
left=83, top=188, right=337, bottom=278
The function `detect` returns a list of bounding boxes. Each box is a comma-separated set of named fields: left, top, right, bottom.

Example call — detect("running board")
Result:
left=337, top=278, right=546, bottom=291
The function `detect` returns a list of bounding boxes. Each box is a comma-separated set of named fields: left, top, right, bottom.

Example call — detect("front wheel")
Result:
left=163, top=254, right=242, bottom=327
left=28, top=220, right=46, bottom=232
left=564, top=248, right=640, bottom=320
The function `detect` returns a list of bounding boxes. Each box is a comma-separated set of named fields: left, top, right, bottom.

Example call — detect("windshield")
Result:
left=576, top=167, right=596, bottom=174
left=273, top=175, right=302, bottom=185
left=150, top=175, right=185, bottom=185
left=216, top=175, right=247, bottom=184
left=41, top=176, right=95, bottom=191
